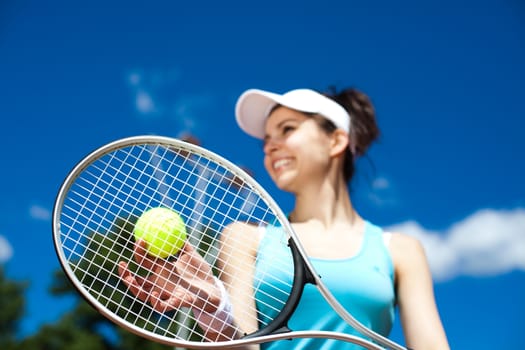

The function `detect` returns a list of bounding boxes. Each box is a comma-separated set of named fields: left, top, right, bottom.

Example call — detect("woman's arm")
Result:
left=390, top=233, right=450, bottom=350
left=214, top=221, right=261, bottom=350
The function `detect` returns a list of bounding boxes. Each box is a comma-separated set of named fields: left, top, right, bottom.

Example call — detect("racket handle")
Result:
left=192, top=277, right=234, bottom=333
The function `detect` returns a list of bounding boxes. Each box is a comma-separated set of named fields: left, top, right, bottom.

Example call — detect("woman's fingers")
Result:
left=177, top=243, right=214, bottom=279
left=120, top=241, right=221, bottom=314
left=133, top=239, right=155, bottom=269
left=149, top=289, right=196, bottom=313
left=118, top=261, right=152, bottom=302
left=119, top=260, right=184, bottom=312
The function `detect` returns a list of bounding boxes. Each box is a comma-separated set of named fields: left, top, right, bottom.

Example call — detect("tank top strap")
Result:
left=361, top=221, right=395, bottom=281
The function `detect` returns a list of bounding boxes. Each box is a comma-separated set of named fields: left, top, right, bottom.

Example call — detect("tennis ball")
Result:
left=133, top=207, right=187, bottom=259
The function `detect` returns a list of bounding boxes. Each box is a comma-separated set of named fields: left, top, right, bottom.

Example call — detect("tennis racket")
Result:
left=52, top=135, right=407, bottom=350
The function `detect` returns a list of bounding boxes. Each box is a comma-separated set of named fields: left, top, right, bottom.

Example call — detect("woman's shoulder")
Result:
left=220, top=221, right=263, bottom=253
left=388, top=232, right=425, bottom=254
left=386, top=231, right=430, bottom=276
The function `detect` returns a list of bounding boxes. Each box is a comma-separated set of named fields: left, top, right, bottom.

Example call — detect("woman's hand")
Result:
left=118, top=239, right=222, bottom=314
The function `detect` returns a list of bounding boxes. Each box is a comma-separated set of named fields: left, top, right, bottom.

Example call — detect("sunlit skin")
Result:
left=263, top=114, right=336, bottom=195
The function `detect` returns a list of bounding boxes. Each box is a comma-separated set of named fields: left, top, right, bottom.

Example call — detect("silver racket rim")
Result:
left=51, top=135, right=295, bottom=348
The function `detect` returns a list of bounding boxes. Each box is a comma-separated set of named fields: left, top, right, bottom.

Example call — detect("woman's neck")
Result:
left=288, top=175, right=358, bottom=227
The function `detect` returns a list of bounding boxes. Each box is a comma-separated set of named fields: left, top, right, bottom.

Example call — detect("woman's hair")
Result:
left=321, top=87, right=380, bottom=182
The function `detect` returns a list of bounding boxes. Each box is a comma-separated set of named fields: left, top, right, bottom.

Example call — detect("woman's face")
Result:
left=263, top=106, right=333, bottom=193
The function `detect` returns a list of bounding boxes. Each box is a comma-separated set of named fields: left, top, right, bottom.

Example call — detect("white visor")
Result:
left=235, top=88, right=351, bottom=139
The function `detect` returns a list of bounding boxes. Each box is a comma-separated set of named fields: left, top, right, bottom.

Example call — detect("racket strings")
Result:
left=58, top=141, right=295, bottom=342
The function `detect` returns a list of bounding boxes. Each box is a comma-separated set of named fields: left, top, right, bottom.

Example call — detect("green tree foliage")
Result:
left=16, top=314, right=109, bottom=350
left=0, top=266, right=28, bottom=350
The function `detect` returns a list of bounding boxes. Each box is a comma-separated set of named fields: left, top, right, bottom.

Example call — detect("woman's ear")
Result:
left=329, top=129, right=350, bottom=157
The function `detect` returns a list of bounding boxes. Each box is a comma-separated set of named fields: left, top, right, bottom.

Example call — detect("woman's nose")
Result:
left=263, top=136, right=282, bottom=154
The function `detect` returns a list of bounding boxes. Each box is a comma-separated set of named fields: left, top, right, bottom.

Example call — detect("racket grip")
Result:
left=192, top=277, right=234, bottom=333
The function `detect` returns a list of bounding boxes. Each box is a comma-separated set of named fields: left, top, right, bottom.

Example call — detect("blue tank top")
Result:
left=253, top=221, right=395, bottom=349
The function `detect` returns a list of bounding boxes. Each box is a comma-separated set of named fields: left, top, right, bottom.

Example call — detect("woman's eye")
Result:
left=282, top=125, right=295, bottom=134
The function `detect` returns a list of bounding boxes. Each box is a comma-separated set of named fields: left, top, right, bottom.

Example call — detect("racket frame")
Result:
left=52, top=135, right=404, bottom=350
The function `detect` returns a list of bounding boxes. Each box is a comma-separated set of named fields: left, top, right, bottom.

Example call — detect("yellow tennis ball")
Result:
left=133, top=207, right=187, bottom=259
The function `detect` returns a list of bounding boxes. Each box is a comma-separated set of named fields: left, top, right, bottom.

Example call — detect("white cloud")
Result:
left=0, top=235, right=13, bottom=263
left=172, top=94, right=213, bottom=130
left=135, top=89, right=156, bottom=114
left=367, top=175, right=398, bottom=207
left=125, top=68, right=209, bottom=135
left=387, top=208, right=525, bottom=281
left=30, top=204, right=51, bottom=221
left=128, top=72, right=141, bottom=86
left=126, top=71, right=160, bottom=116
left=372, top=176, right=390, bottom=190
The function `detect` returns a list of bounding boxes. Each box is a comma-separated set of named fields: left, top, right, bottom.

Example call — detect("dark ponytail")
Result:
left=324, top=87, right=380, bottom=182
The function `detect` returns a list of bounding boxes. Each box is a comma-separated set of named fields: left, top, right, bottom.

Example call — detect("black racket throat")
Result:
left=243, top=238, right=317, bottom=339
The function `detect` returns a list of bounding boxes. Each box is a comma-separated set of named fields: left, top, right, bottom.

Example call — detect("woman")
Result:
left=119, top=86, right=450, bottom=349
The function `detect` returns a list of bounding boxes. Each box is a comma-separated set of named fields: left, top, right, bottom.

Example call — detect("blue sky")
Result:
left=1, top=0, right=524, bottom=348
